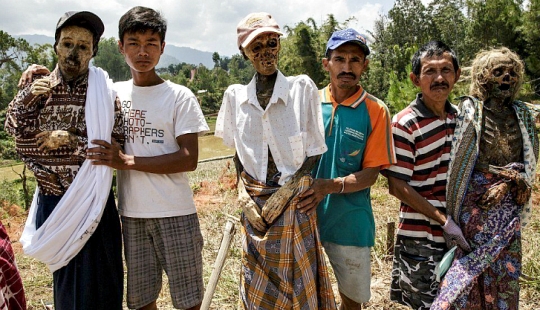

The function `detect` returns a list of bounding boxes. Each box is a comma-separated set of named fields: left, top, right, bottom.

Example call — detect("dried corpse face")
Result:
left=486, top=61, right=520, bottom=100
left=56, top=25, right=94, bottom=81
left=244, top=33, right=280, bottom=76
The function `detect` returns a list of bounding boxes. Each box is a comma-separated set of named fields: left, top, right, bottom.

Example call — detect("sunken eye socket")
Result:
left=493, top=69, right=503, bottom=77
left=268, top=40, right=278, bottom=48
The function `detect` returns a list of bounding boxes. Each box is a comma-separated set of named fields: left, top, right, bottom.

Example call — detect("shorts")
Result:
left=390, top=238, right=444, bottom=310
left=122, top=213, right=204, bottom=309
left=322, top=241, right=371, bottom=303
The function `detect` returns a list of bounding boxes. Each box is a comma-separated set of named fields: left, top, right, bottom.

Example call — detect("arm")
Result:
left=296, top=167, right=380, bottom=213
left=87, top=132, right=198, bottom=174
left=388, top=175, right=471, bottom=251
left=387, top=176, right=446, bottom=225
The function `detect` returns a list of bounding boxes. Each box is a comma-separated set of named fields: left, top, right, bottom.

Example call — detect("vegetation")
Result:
left=1, top=1, right=540, bottom=158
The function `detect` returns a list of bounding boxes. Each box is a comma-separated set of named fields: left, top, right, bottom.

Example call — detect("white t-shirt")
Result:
left=115, top=80, right=209, bottom=218
left=215, top=71, right=327, bottom=185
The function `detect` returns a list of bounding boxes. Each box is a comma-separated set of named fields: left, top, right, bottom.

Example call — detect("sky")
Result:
left=0, top=0, right=412, bottom=56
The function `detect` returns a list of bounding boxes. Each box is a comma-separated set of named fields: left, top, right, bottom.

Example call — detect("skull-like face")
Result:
left=486, top=61, right=519, bottom=100
left=244, top=33, right=280, bottom=76
left=56, top=25, right=94, bottom=81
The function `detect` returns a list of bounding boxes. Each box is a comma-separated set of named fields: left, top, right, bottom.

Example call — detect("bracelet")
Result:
left=337, top=176, right=345, bottom=194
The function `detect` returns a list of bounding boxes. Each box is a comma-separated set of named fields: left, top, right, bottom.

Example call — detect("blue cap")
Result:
left=325, top=28, right=370, bottom=56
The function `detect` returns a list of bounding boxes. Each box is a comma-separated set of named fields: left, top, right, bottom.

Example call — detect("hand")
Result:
left=479, top=182, right=510, bottom=208
left=36, top=130, right=77, bottom=152
left=237, top=183, right=266, bottom=232
left=86, top=138, right=132, bottom=169
left=19, top=64, right=50, bottom=88
left=296, top=178, right=333, bottom=214
left=30, top=78, right=52, bottom=96
left=442, top=217, right=471, bottom=252
left=499, top=169, right=532, bottom=205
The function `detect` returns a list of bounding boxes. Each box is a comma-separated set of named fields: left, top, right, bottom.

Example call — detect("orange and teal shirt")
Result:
left=314, top=84, right=396, bottom=247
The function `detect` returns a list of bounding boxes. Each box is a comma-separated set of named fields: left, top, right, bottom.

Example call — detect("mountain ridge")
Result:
left=17, top=34, right=214, bottom=68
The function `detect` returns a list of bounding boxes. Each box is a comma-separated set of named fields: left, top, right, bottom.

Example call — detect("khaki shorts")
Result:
left=322, top=241, right=371, bottom=303
left=122, top=214, right=204, bottom=309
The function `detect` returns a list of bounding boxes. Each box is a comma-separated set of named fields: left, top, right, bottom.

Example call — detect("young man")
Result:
left=87, top=6, right=209, bottom=310
left=5, top=11, right=124, bottom=310
left=215, top=12, right=335, bottom=310
left=384, top=41, right=469, bottom=310
left=297, top=28, right=396, bottom=310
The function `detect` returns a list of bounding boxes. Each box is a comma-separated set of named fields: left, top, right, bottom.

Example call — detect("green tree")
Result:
left=93, top=37, right=130, bottom=82
left=521, top=0, right=540, bottom=94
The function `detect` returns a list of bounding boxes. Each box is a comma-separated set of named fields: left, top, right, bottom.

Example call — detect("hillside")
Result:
left=16, top=34, right=215, bottom=68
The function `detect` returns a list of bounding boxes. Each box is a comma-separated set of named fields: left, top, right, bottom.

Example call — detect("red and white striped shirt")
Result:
left=385, top=94, right=457, bottom=250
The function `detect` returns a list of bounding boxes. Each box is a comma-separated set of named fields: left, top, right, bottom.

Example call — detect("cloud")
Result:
left=0, top=0, right=394, bottom=56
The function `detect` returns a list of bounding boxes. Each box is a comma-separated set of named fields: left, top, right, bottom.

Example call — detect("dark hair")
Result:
left=55, top=21, right=101, bottom=57
left=118, top=6, right=167, bottom=43
left=411, top=41, right=459, bottom=76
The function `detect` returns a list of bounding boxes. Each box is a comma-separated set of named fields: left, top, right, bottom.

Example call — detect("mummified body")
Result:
left=432, top=47, right=539, bottom=310
left=476, top=58, right=524, bottom=169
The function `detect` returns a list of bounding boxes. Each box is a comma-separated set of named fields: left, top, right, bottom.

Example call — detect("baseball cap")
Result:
left=55, top=11, right=104, bottom=43
left=237, top=12, right=283, bottom=49
left=326, top=28, right=370, bottom=56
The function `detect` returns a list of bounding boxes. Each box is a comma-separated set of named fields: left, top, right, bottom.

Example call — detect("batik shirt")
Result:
left=4, top=66, right=124, bottom=196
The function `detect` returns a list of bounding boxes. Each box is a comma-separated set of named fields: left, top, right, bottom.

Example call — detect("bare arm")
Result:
left=387, top=176, right=446, bottom=225
left=297, top=166, right=380, bottom=213
left=87, top=133, right=199, bottom=174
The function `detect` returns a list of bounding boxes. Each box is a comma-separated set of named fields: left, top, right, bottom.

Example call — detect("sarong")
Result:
left=0, top=220, right=26, bottom=310
left=239, top=171, right=336, bottom=310
left=432, top=164, right=523, bottom=310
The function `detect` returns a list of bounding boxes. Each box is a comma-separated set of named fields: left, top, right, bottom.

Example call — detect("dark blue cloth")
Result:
left=36, top=191, right=123, bottom=310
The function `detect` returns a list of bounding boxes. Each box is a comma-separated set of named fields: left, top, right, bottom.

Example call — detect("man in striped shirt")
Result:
left=384, top=41, right=470, bottom=310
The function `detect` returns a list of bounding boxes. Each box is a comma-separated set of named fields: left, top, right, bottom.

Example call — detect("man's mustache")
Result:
left=430, top=81, right=449, bottom=89
left=337, top=72, right=357, bottom=80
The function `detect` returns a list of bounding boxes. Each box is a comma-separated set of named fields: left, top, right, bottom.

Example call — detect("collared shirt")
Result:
left=315, top=84, right=396, bottom=246
left=216, top=71, right=327, bottom=185
left=4, top=65, right=124, bottom=196
left=384, top=93, right=457, bottom=250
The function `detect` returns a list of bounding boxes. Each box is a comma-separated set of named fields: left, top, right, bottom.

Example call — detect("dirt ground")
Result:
left=2, top=159, right=540, bottom=309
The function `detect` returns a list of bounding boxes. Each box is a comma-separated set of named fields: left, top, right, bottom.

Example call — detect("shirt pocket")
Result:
left=289, top=133, right=305, bottom=167
left=336, top=135, right=365, bottom=173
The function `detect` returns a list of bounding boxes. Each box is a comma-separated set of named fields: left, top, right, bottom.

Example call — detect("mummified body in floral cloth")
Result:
left=432, top=47, right=539, bottom=309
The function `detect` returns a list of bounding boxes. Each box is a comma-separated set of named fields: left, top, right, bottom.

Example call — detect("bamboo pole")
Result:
left=201, top=219, right=236, bottom=310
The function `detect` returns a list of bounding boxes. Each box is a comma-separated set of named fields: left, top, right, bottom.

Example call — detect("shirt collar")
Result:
left=321, top=84, right=368, bottom=109
left=240, top=70, right=289, bottom=107
left=410, top=93, right=457, bottom=118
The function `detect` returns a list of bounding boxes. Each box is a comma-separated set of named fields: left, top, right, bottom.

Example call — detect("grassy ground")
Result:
left=2, top=158, right=540, bottom=309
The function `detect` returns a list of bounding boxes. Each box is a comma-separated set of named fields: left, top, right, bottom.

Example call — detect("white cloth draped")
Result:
left=19, top=67, right=116, bottom=272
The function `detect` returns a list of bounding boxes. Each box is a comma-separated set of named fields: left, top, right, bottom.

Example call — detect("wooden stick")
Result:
left=201, top=219, right=236, bottom=310
left=386, top=221, right=395, bottom=258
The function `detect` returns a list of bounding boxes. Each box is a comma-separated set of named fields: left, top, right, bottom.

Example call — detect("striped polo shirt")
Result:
left=385, top=93, right=457, bottom=250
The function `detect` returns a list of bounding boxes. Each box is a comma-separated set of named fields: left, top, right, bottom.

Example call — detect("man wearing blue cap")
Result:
left=298, top=28, right=396, bottom=309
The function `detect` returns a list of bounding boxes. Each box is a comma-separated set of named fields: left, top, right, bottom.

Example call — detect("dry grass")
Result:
left=3, top=158, right=540, bottom=309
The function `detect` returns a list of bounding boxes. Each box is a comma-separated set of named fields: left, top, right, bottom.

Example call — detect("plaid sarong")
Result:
left=239, top=171, right=336, bottom=310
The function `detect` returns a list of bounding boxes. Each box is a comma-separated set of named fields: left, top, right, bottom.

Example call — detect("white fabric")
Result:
left=115, top=80, right=209, bottom=218
left=19, top=67, right=116, bottom=272
left=215, top=71, right=327, bottom=185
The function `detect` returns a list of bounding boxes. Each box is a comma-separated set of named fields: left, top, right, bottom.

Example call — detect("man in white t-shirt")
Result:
left=87, top=7, right=209, bottom=310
